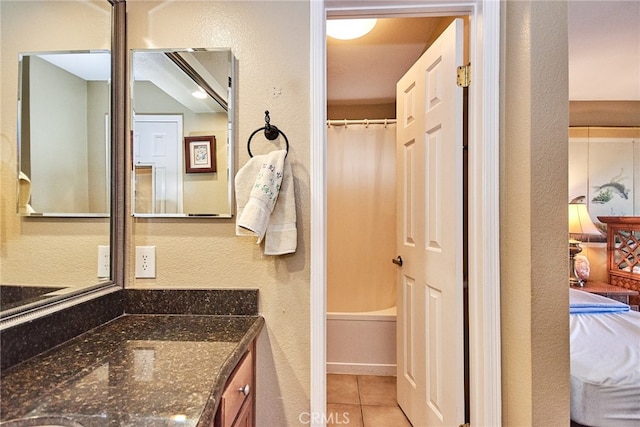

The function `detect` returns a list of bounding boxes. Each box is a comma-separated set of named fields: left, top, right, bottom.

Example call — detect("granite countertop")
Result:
left=0, top=314, right=264, bottom=427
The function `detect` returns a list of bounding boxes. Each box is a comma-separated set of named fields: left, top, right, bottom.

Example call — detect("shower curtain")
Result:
left=327, top=122, right=397, bottom=313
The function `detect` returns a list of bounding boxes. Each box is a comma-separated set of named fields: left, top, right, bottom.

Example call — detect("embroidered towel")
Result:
left=264, top=160, right=296, bottom=255
left=235, top=150, right=297, bottom=254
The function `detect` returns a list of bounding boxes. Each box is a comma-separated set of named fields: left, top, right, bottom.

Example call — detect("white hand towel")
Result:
left=264, top=160, right=296, bottom=255
left=235, top=157, right=260, bottom=238
left=235, top=150, right=296, bottom=255
left=237, top=150, right=286, bottom=241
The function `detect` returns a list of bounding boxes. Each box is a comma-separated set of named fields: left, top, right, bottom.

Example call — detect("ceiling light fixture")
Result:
left=192, top=86, right=207, bottom=99
left=327, top=18, right=377, bottom=40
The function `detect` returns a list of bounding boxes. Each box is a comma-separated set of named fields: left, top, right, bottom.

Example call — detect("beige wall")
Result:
left=87, top=81, right=111, bottom=213
left=501, top=1, right=571, bottom=425
left=28, top=58, right=109, bottom=214
left=327, top=103, right=396, bottom=121
left=570, top=101, right=640, bottom=127
left=126, top=1, right=310, bottom=425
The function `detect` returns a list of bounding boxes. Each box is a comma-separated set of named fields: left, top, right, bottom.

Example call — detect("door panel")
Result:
left=426, top=128, right=443, bottom=251
left=133, top=115, right=183, bottom=214
left=403, top=138, right=417, bottom=246
left=396, top=18, right=464, bottom=427
left=403, top=276, right=416, bottom=387
left=426, top=285, right=443, bottom=420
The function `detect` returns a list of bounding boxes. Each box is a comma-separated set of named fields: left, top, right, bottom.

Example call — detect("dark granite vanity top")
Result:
left=0, top=314, right=264, bottom=427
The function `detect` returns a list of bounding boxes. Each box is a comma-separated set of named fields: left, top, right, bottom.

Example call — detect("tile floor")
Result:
left=327, top=374, right=412, bottom=427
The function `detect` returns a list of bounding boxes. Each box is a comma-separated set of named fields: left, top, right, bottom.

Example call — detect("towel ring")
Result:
left=247, top=110, right=289, bottom=157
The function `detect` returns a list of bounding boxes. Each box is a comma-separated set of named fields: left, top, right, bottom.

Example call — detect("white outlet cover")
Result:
left=135, top=246, right=156, bottom=278
left=98, top=245, right=110, bottom=278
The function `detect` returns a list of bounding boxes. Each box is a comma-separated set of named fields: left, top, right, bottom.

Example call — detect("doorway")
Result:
left=310, top=2, right=501, bottom=426
left=132, top=114, right=183, bottom=214
left=326, top=14, right=466, bottom=426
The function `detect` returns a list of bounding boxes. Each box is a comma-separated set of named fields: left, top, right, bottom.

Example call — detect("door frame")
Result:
left=310, top=1, right=501, bottom=426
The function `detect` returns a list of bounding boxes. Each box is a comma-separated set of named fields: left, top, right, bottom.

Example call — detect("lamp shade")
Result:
left=568, top=203, right=601, bottom=236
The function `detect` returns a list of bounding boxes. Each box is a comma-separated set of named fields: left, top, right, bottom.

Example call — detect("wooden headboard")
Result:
left=598, top=216, right=640, bottom=306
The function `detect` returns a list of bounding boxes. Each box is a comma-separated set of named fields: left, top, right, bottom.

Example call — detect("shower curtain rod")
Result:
left=326, top=118, right=397, bottom=127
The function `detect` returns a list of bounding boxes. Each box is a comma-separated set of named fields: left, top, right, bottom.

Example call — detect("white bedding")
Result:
left=570, top=289, right=640, bottom=426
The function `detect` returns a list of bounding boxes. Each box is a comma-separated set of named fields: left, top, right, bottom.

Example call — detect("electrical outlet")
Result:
left=98, top=245, right=110, bottom=278
left=133, top=348, right=155, bottom=381
left=135, top=246, right=156, bottom=278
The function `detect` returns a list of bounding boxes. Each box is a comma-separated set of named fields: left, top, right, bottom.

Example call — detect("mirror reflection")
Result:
left=18, top=51, right=111, bottom=217
left=0, top=0, right=114, bottom=317
left=131, top=49, right=235, bottom=217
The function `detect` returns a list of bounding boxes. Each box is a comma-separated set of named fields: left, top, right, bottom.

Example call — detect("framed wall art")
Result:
left=569, top=127, right=640, bottom=240
left=184, top=135, right=216, bottom=174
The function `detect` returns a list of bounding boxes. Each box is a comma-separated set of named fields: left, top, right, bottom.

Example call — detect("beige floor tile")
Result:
left=361, top=405, right=412, bottom=427
left=327, top=374, right=360, bottom=405
left=357, top=375, right=397, bottom=406
left=327, top=403, right=363, bottom=427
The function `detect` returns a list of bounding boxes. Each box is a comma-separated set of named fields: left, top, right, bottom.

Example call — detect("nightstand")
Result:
left=577, top=281, right=639, bottom=310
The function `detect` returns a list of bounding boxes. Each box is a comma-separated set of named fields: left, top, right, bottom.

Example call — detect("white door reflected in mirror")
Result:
left=133, top=114, right=183, bottom=214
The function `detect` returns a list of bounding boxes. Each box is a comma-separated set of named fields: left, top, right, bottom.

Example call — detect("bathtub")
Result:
left=326, top=306, right=397, bottom=376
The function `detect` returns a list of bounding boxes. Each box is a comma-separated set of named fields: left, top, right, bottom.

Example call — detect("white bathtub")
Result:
left=326, top=306, right=397, bottom=376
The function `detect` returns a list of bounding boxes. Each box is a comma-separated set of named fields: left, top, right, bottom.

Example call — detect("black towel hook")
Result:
left=247, top=110, right=289, bottom=157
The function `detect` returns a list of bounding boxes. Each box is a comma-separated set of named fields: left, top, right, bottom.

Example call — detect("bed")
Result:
left=570, top=289, right=640, bottom=427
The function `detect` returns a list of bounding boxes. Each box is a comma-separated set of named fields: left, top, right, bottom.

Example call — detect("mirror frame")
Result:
left=0, top=0, right=126, bottom=328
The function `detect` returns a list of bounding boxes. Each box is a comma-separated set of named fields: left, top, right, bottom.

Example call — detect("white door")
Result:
left=133, top=114, right=183, bottom=214
left=396, top=19, right=464, bottom=427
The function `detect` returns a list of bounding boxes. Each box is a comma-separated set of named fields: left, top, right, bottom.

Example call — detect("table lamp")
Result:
left=568, top=201, right=601, bottom=286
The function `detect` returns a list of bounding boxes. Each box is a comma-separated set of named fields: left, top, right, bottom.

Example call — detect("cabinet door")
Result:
left=215, top=341, right=255, bottom=427
left=232, top=396, right=254, bottom=427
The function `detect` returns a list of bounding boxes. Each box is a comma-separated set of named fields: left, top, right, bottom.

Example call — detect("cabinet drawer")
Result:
left=217, top=347, right=254, bottom=427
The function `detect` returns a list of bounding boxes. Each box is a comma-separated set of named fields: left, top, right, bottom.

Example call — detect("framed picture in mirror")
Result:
left=185, top=135, right=216, bottom=173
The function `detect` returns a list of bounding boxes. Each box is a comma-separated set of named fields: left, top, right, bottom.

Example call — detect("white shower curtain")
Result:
left=326, top=123, right=397, bottom=313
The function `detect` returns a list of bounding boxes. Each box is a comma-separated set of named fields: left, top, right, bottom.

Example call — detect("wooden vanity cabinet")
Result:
left=214, top=340, right=255, bottom=427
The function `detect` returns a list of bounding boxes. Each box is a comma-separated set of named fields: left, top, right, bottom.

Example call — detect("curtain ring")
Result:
left=364, top=119, right=369, bottom=128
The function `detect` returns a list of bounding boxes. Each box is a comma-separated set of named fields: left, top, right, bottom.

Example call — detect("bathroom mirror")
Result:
left=131, top=49, right=235, bottom=218
left=17, top=50, right=111, bottom=217
left=0, top=0, right=123, bottom=321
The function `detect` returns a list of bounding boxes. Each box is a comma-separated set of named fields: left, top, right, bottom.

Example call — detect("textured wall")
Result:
left=501, top=1, right=571, bottom=425
left=126, top=1, right=310, bottom=425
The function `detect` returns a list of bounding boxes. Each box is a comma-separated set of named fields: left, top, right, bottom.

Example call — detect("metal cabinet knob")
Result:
left=238, top=384, right=250, bottom=396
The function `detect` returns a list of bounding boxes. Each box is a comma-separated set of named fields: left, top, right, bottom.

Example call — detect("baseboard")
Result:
left=327, top=362, right=396, bottom=376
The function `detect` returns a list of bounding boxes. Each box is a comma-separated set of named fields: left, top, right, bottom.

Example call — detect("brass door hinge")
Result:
left=459, top=423, right=471, bottom=427
left=457, top=64, right=471, bottom=88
